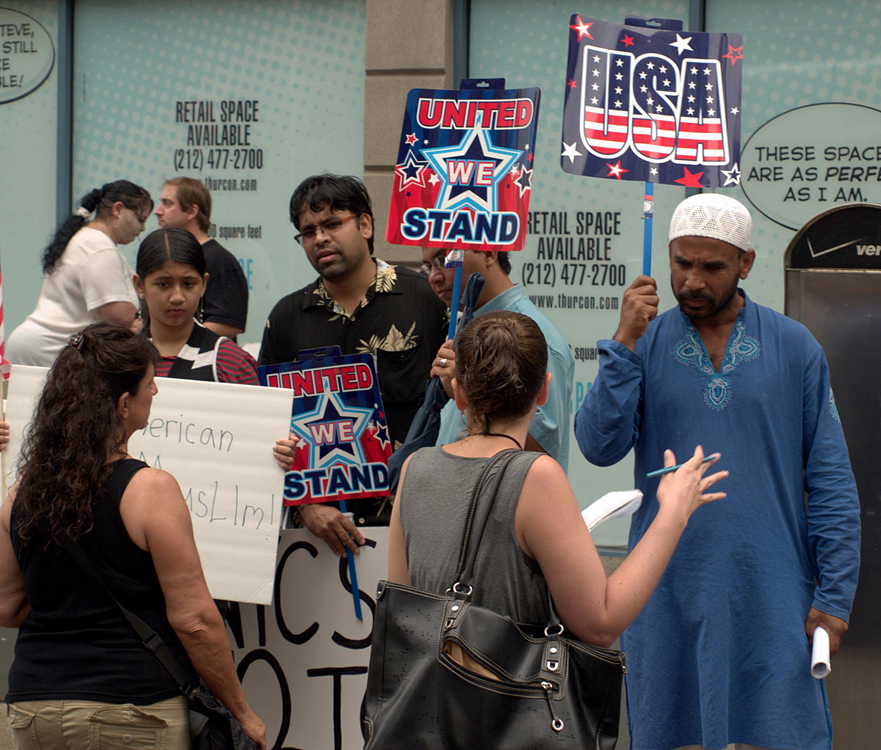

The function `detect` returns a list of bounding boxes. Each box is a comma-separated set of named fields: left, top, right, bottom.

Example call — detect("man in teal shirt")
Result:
left=421, top=247, right=574, bottom=470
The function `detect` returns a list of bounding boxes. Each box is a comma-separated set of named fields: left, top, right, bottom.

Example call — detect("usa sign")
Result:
left=386, top=86, right=541, bottom=252
left=561, top=16, right=743, bottom=188
left=259, top=354, right=393, bottom=505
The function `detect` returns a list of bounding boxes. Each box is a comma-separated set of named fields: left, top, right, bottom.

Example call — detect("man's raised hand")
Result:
left=614, top=275, right=659, bottom=351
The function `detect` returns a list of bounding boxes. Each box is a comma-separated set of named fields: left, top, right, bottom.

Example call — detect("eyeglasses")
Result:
left=129, top=207, right=150, bottom=224
left=295, top=213, right=360, bottom=245
left=419, top=254, right=453, bottom=277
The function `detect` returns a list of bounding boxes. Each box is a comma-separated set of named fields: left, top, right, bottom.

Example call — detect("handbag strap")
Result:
left=453, top=450, right=564, bottom=633
left=63, top=532, right=195, bottom=695
left=453, top=448, right=519, bottom=585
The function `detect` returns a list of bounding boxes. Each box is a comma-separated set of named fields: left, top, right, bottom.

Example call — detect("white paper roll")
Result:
left=811, top=625, right=831, bottom=679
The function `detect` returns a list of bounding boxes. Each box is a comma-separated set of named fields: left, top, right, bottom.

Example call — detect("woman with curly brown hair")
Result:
left=0, top=323, right=265, bottom=749
left=389, top=310, right=728, bottom=647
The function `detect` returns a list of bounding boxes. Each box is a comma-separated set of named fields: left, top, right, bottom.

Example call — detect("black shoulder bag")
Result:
left=63, top=534, right=258, bottom=750
left=363, top=449, right=627, bottom=749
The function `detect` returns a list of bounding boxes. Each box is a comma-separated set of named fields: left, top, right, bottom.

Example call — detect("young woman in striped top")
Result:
left=134, top=228, right=258, bottom=385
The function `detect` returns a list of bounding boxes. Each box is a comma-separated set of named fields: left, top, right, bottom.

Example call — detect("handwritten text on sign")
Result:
left=230, top=529, right=387, bottom=750
left=4, top=366, right=291, bottom=605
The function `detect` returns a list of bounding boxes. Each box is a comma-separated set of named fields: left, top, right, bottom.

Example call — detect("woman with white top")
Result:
left=7, top=181, right=152, bottom=367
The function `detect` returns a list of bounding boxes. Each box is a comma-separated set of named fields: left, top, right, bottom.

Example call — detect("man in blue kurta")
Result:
left=423, top=247, right=574, bottom=470
left=574, top=193, right=860, bottom=750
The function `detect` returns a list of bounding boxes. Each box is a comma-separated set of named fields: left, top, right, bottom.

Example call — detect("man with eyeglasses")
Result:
left=260, top=174, right=446, bottom=555
left=421, top=247, right=575, bottom=471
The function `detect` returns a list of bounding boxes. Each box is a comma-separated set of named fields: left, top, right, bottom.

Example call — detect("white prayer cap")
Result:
left=668, top=193, right=752, bottom=252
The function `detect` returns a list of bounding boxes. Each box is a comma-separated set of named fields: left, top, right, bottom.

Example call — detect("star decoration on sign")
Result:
left=561, top=141, right=582, bottom=163
left=395, top=150, right=430, bottom=190
left=606, top=161, right=629, bottom=180
left=370, top=419, right=391, bottom=452
left=674, top=167, right=704, bottom=188
left=291, top=391, right=373, bottom=468
left=670, top=33, right=694, bottom=55
left=723, top=45, right=744, bottom=65
left=730, top=106, right=740, bottom=115
left=721, top=163, right=741, bottom=186
left=568, top=78, right=578, bottom=89
left=650, top=167, right=659, bottom=176
left=621, top=34, right=635, bottom=48
left=428, top=172, right=440, bottom=186
left=513, top=165, right=533, bottom=198
left=422, top=124, right=522, bottom=213
left=405, top=132, right=418, bottom=146
left=569, top=15, right=593, bottom=40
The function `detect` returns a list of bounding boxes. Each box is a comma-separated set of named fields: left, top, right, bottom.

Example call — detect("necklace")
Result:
left=483, top=432, right=523, bottom=450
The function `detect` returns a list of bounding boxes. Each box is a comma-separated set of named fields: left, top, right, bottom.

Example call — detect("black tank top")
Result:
left=7, top=459, right=197, bottom=704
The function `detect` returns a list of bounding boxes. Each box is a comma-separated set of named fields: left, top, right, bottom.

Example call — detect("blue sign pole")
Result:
left=643, top=181, right=654, bottom=277
left=447, top=265, right=463, bottom=340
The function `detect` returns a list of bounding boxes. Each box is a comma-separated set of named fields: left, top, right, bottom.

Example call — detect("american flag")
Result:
left=562, top=16, right=743, bottom=188
left=0, top=260, right=9, bottom=379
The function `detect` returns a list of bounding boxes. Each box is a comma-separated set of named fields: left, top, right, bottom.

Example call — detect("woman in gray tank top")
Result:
left=389, top=310, right=729, bottom=646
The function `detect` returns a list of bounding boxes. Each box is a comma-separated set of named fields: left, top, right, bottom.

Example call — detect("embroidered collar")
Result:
left=672, top=293, right=761, bottom=410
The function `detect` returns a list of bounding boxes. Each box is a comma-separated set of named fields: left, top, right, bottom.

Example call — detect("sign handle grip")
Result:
left=447, top=264, right=464, bottom=341
left=339, top=501, right=363, bottom=620
left=642, top=182, right=654, bottom=277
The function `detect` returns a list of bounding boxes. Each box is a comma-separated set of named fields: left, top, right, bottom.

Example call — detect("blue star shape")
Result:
left=513, top=164, right=533, bottom=198
left=290, top=390, right=373, bottom=468
left=395, top=149, right=430, bottom=190
left=374, top=420, right=391, bottom=452
left=422, top=124, right=522, bottom=213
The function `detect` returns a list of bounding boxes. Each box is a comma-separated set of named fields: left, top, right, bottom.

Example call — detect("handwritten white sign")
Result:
left=4, top=365, right=292, bottom=605
left=229, top=529, right=387, bottom=750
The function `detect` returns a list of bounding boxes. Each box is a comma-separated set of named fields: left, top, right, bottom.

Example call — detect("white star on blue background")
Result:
left=422, top=125, right=522, bottom=213
left=290, top=390, right=373, bottom=468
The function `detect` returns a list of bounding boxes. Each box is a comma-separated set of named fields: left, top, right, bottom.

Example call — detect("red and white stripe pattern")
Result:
left=0, top=262, right=10, bottom=378
left=582, top=106, right=629, bottom=156
left=675, top=117, right=727, bottom=162
left=632, top=113, right=677, bottom=160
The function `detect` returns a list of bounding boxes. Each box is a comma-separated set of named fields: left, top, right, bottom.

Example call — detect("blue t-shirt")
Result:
left=436, top=284, right=575, bottom=472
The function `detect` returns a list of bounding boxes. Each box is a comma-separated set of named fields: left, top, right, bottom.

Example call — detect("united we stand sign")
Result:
left=386, top=81, right=541, bottom=251
left=561, top=16, right=743, bottom=188
left=259, top=351, right=392, bottom=505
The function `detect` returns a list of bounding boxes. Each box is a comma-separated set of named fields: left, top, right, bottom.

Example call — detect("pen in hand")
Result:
left=646, top=454, right=719, bottom=479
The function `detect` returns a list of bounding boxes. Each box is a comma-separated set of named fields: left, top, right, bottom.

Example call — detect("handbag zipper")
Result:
left=541, top=681, right=565, bottom=732
left=569, top=641, right=628, bottom=673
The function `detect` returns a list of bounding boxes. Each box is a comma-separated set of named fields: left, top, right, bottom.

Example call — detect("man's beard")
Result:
left=676, top=277, right=739, bottom=320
